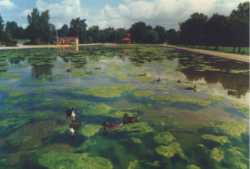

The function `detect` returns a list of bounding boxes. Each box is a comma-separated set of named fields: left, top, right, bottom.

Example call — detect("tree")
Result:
left=0, top=14, right=4, bottom=42
left=145, top=29, right=159, bottom=43
left=229, top=1, right=249, bottom=52
left=205, top=14, right=230, bottom=49
left=5, top=21, right=25, bottom=39
left=58, top=24, right=69, bottom=37
left=129, top=22, right=148, bottom=43
left=165, top=29, right=179, bottom=44
left=180, top=13, right=208, bottom=45
left=154, top=26, right=166, bottom=43
left=87, top=25, right=100, bottom=42
left=69, top=18, right=87, bottom=43
left=26, top=8, right=55, bottom=44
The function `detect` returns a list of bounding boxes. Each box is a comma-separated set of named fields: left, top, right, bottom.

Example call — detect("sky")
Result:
left=0, top=0, right=246, bottom=29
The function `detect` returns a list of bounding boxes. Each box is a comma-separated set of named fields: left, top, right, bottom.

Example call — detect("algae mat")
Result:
left=0, top=45, right=249, bottom=169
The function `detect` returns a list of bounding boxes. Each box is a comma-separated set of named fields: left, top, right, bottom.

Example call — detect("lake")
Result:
left=0, top=45, right=249, bottom=169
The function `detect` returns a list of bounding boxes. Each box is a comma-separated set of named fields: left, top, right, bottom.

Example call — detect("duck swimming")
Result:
left=122, top=113, right=138, bottom=124
left=65, top=108, right=76, bottom=122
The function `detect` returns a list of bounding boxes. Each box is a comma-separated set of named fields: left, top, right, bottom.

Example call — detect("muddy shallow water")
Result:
left=0, top=45, right=249, bottom=169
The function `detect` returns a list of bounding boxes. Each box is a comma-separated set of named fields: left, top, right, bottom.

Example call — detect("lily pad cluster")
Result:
left=154, top=131, right=186, bottom=159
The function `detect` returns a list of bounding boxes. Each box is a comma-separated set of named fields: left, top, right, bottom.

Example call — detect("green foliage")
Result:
left=201, top=134, right=229, bottom=145
left=155, top=143, right=186, bottom=159
left=211, top=121, right=247, bottom=138
left=154, top=132, right=176, bottom=145
left=82, top=85, right=134, bottom=98
left=80, top=124, right=102, bottom=137
left=118, top=122, right=153, bottom=135
left=128, top=160, right=141, bottom=169
left=152, top=94, right=211, bottom=106
left=210, top=148, right=224, bottom=162
left=186, top=164, right=201, bottom=169
left=38, top=151, right=113, bottom=169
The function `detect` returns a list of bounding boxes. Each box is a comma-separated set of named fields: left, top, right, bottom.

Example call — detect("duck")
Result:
left=65, top=108, right=76, bottom=122
left=184, top=85, right=197, bottom=92
left=102, top=121, right=122, bottom=132
left=68, top=120, right=81, bottom=136
left=122, top=113, right=138, bottom=124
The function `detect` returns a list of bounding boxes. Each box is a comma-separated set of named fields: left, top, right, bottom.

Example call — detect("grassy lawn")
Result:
left=185, top=45, right=249, bottom=55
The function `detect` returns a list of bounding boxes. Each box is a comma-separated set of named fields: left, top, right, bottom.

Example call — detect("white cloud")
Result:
left=92, top=0, right=244, bottom=29
left=35, top=0, right=88, bottom=28
left=0, top=0, right=14, bottom=9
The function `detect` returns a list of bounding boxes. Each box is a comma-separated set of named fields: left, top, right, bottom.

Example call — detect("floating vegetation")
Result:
left=132, top=90, right=154, bottom=97
left=211, top=121, right=247, bottom=138
left=38, top=151, right=113, bottom=169
left=80, top=124, right=102, bottom=137
left=82, top=85, right=134, bottom=98
left=0, top=46, right=249, bottom=169
left=186, top=164, right=201, bottom=169
left=151, top=94, right=211, bottom=106
left=210, top=148, right=224, bottom=162
left=118, top=122, right=153, bottom=135
left=155, top=143, right=186, bottom=159
left=127, top=160, right=140, bottom=169
left=201, top=134, right=229, bottom=145
left=153, top=131, right=176, bottom=145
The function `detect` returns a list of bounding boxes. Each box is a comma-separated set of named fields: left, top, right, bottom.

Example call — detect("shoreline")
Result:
left=164, top=44, right=249, bottom=63
left=0, top=44, right=249, bottom=63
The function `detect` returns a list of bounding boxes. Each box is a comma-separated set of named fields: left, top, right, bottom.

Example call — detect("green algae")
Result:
left=201, top=134, right=229, bottom=145
left=153, top=132, right=176, bottom=145
left=186, top=164, right=201, bottom=169
left=130, top=137, right=142, bottom=144
left=210, top=148, right=224, bottom=162
left=223, top=147, right=248, bottom=169
left=82, top=85, right=134, bottom=98
left=132, top=90, right=154, bottom=97
left=80, top=124, right=102, bottom=137
left=155, top=143, right=186, bottom=159
left=127, top=160, right=141, bottom=169
left=211, top=121, right=247, bottom=138
left=151, top=94, right=211, bottom=107
left=118, top=122, right=153, bottom=135
left=86, top=103, right=112, bottom=116
left=6, top=120, right=60, bottom=150
left=38, top=151, right=113, bottom=169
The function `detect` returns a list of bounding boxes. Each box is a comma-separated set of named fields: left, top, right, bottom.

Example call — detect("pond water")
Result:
left=0, top=45, right=249, bottom=169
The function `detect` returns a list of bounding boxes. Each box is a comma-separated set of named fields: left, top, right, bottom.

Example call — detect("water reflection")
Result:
left=28, top=52, right=56, bottom=79
left=0, top=55, right=8, bottom=72
left=177, top=52, right=249, bottom=97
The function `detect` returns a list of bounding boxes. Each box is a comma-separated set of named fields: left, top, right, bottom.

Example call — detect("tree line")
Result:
left=0, top=1, right=248, bottom=51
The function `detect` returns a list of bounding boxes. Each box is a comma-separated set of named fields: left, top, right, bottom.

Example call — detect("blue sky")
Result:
left=0, top=0, right=245, bottom=29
